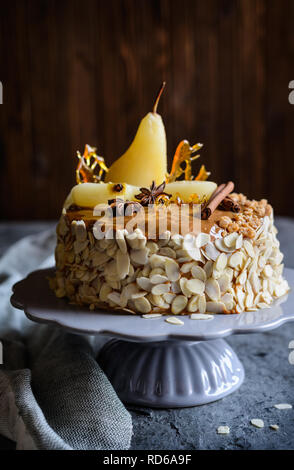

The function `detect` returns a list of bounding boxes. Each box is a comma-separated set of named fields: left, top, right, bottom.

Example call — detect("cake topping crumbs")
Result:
left=217, top=426, right=230, bottom=435
left=274, top=403, right=292, bottom=410
left=250, top=419, right=264, bottom=428
left=216, top=194, right=272, bottom=238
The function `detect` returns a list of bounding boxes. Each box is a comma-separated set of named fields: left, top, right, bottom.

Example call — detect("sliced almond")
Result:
left=274, top=403, right=292, bottom=410
left=203, top=260, right=213, bottom=278
left=171, top=280, right=181, bottom=294
left=223, top=232, right=238, bottom=248
left=171, top=295, right=188, bottom=314
left=237, top=270, right=247, bottom=285
left=269, top=424, right=279, bottom=431
left=218, top=274, right=230, bottom=293
left=134, top=296, right=152, bottom=313
left=215, top=253, right=227, bottom=272
left=187, top=295, right=199, bottom=312
left=215, top=238, right=235, bottom=253
left=236, top=286, right=245, bottom=310
left=159, top=247, right=176, bottom=258
left=190, top=313, right=213, bottom=320
left=195, top=232, right=210, bottom=248
left=146, top=241, right=159, bottom=254
left=243, top=239, right=255, bottom=257
left=150, top=267, right=165, bottom=276
left=73, top=239, right=89, bottom=255
left=99, top=283, right=112, bottom=302
left=203, top=242, right=221, bottom=261
left=205, top=278, right=221, bottom=301
left=158, top=230, right=171, bottom=246
left=163, top=293, right=176, bottom=304
left=115, top=229, right=127, bottom=254
left=107, top=292, right=121, bottom=305
left=186, top=278, right=205, bottom=295
left=142, top=313, right=162, bottom=319
left=245, top=291, right=254, bottom=308
left=250, top=419, right=264, bottom=429
left=263, top=265, right=273, bottom=278
left=179, top=277, right=192, bottom=297
left=151, top=283, right=171, bottom=295
left=136, top=276, right=152, bottom=291
left=181, top=262, right=195, bottom=273
left=165, top=258, right=180, bottom=281
left=235, top=234, right=243, bottom=249
left=120, top=283, right=139, bottom=306
left=228, top=252, right=243, bottom=269
left=130, top=248, right=149, bottom=265
left=198, top=294, right=207, bottom=314
left=131, top=292, right=147, bottom=299
left=250, top=272, right=261, bottom=294
left=185, top=246, right=202, bottom=261
left=191, top=265, right=207, bottom=281
left=217, top=426, right=230, bottom=435
left=116, top=250, right=130, bottom=280
left=150, top=274, right=169, bottom=284
left=148, top=293, right=166, bottom=308
left=165, top=316, right=184, bottom=325
left=221, top=293, right=234, bottom=310
left=150, top=254, right=167, bottom=268
left=125, top=231, right=140, bottom=250
left=171, top=234, right=183, bottom=247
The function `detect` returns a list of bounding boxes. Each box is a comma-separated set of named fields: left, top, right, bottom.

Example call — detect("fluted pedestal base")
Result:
left=98, top=338, right=244, bottom=408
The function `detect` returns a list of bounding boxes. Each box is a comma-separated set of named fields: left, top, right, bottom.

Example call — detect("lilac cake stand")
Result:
left=11, top=267, right=294, bottom=408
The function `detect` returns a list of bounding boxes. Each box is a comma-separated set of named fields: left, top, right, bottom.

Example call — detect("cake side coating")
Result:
left=51, top=194, right=289, bottom=315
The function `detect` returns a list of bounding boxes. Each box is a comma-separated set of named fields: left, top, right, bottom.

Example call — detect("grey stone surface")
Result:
left=1, top=218, right=294, bottom=450
left=129, top=329, right=294, bottom=450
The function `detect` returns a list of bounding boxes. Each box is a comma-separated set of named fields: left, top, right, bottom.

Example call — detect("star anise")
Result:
left=108, top=198, right=142, bottom=216
left=135, top=181, right=171, bottom=206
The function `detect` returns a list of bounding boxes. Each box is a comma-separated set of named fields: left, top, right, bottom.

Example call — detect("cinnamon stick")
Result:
left=201, top=181, right=235, bottom=220
left=218, top=196, right=240, bottom=213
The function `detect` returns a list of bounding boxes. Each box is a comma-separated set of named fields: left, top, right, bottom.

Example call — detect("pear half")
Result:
left=105, top=112, right=167, bottom=187
left=64, top=181, right=216, bottom=209
left=166, top=181, right=217, bottom=203
left=105, top=83, right=167, bottom=186
left=64, top=182, right=141, bottom=209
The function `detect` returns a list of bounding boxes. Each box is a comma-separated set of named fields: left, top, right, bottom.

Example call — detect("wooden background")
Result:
left=0, top=0, right=294, bottom=220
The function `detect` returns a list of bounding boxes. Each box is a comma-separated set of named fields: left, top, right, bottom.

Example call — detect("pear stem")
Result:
left=153, top=81, right=166, bottom=113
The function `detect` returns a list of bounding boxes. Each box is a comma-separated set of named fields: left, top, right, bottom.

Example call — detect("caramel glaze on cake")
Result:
left=51, top=193, right=289, bottom=315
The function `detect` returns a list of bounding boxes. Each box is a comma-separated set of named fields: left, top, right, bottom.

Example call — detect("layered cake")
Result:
left=52, top=84, right=289, bottom=315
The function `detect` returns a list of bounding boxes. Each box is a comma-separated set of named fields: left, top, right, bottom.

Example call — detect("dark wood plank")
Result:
left=266, top=0, right=294, bottom=216
left=0, top=0, right=293, bottom=219
left=0, top=0, right=34, bottom=219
